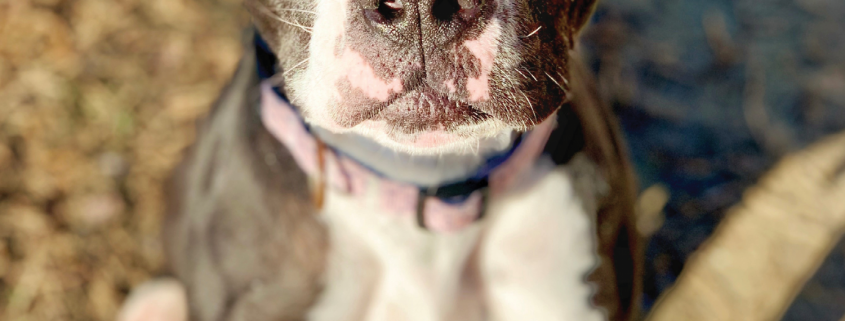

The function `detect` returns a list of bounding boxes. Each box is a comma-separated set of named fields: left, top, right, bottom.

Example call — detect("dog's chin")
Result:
left=315, top=118, right=515, bottom=156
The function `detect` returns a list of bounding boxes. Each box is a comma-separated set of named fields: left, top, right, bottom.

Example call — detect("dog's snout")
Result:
left=353, top=0, right=498, bottom=102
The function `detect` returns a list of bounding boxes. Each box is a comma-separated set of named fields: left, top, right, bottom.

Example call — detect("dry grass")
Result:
left=0, top=0, right=248, bottom=319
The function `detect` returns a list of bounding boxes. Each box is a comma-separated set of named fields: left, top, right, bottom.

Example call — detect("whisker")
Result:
left=278, top=8, right=317, bottom=14
left=279, top=17, right=314, bottom=33
left=520, top=26, right=542, bottom=38
left=247, top=0, right=313, bottom=34
left=502, top=76, right=537, bottom=122
left=519, top=91, right=537, bottom=121
left=545, top=72, right=564, bottom=91
left=522, top=67, right=538, bottom=82
left=283, top=58, right=309, bottom=76
left=502, top=78, right=521, bottom=110
left=556, top=71, right=570, bottom=87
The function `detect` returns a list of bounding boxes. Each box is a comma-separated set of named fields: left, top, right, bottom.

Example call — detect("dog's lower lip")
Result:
left=373, top=88, right=489, bottom=132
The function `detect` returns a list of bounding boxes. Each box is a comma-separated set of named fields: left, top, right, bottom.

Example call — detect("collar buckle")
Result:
left=415, top=179, right=490, bottom=231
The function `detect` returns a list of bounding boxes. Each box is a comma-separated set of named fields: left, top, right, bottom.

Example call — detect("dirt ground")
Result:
left=0, top=0, right=843, bottom=320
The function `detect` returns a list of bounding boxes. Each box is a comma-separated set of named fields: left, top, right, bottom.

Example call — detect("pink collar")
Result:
left=259, top=82, right=555, bottom=233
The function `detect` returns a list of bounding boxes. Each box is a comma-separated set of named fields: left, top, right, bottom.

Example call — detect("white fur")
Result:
left=295, top=0, right=348, bottom=127
left=307, top=153, right=606, bottom=321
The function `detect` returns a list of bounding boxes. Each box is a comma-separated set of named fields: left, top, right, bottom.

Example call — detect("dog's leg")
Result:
left=117, top=279, right=188, bottom=321
left=480, top=160, right=608, bottom=321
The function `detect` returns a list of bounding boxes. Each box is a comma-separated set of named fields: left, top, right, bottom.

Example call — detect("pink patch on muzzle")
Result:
left=463, top=19, right=501, bottom=102
left=340, top=48, right=404, bottom=102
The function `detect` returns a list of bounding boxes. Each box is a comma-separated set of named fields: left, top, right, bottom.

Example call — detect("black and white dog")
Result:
left=119, top=0, right=641, bottom=320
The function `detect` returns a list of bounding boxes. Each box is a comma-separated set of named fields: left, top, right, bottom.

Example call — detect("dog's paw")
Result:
left=117, top=278, right=188, bottom=321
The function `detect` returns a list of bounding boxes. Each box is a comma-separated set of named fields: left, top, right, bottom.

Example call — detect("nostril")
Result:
left=377, top=0, right=401, bottom=20
left=432, top=0, right=480, bottom=22
left=431, top=0, right=460, bottom=22
left=365, top=0, right=404, bottom=23
left=456, top=0, right=476, bottom=9
left=382, top=0, right=403, bottom=10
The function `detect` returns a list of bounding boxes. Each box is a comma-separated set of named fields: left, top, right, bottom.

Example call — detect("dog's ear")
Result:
left=117, top=279, right=188, bottom=321
left=569, top=0, right=598, bottom=33
left=562, top=0, right=598, bottom=47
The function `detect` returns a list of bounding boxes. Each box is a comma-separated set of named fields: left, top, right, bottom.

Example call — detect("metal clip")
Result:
left=415, top=185, right=490, bottom=231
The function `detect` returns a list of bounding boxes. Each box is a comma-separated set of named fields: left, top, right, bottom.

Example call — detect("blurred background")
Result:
left=582, top=0, right=845, bottom=319
left=0, top=0, right=248, bottom=319
left=0, top=0, right=843, bottom=320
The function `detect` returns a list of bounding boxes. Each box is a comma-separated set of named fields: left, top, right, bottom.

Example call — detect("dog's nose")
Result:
left=360, top=0, right=490, bottom=95
left=363, top=0, right=484, bottom=45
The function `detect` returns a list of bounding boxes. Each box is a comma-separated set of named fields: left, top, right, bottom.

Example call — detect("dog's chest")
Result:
left=306, top=154, right=607, bottom=321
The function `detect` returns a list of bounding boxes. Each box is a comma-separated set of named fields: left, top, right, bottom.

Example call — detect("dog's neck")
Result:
left=311, top=126, right=518, bottom=186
